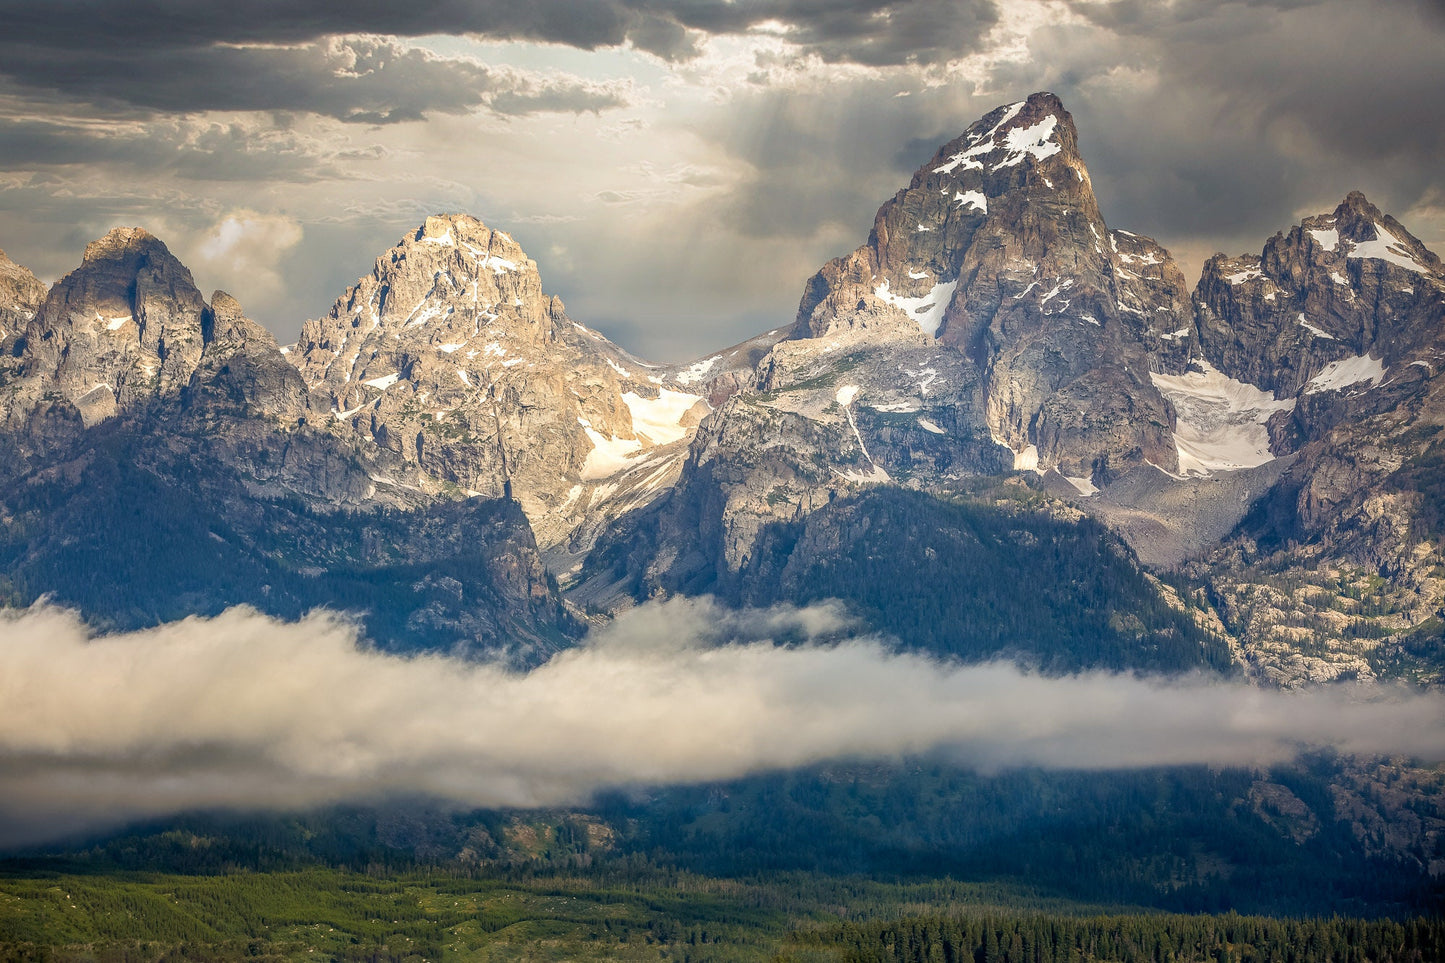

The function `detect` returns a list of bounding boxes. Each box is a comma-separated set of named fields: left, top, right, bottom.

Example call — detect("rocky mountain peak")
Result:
left=296, top=215, right=709, bottom=553
left=9, top=226, right=210, bottom=426
left=769, top=92, right=1183, bottom=484
left=295, top=213, right=562, bottom=394
left=81, top=226, right=161, bottom=263
left=1197, top=192, right=1444, bottom=398
left=179, top=289, right=314, bottom=429
left=204, top=289, right=275, bottom=348
left=791, top=91, right=1099, bottom=344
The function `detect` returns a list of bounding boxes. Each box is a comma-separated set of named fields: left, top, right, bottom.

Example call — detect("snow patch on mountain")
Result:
left=1306, top=354, right=1386, bottom=393
left=954, top=190, right=987, bottom=212
left=993, top=115, right=1061, bottom=170
left=675, top=356, right=718, bottom=385
left=622, top=388, right=704, bottom=446
left=364, top=373, right=400, bottom=390
left=933, top=101, right=1026, bottom=174
left=1297, top=315, right=1336, bottom=340
left=1150, top=362, right=1295, bottom=475
left=874, top=277, right=958, bottom=337
left=1348, top=224, right=1432, bottom=274
left=579, top=418, right=643, bottom=480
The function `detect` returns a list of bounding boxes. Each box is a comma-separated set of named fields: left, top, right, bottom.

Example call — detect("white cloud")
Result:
left=193, top=210, right=305, bottom=299
left=1, top=598, right=1441, bottom=846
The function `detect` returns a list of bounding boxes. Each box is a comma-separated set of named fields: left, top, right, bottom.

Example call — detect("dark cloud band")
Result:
left=0, top=36, right=632, bottom=124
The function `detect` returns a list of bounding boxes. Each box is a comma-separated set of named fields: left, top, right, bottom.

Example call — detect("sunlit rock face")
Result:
left=295, top=213, right=709, bottom=551
left=6, top=228, right=210, bottom=428
left=0, top=246, right=44, bottom=339
left=782, top=91, right=1187, bottom=485
left=594, top=92, right=1201, bottom=596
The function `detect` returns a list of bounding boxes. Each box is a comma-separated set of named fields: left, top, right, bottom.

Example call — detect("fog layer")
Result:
left=2, top=598, right=1441, bottom=846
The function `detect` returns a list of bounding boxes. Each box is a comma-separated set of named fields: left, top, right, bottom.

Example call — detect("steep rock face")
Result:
left=11, top=229, right=209, bottom=427
left=0, top=248, right=47, bottom=425
left=296, top=214, right=708, bottom=551
left=1111, top=230, right=1196, bottom=375
left=1197, top=192, right=1442, bottom=399
left=0, top=246, right=45, bottom=339
left=584, top=93, right=1198, bottom=598
left=185, top=290, right=313, bottom=423
left=1182, top=194, right=1445, bottom=685
left=786, top=92, right=1184, bottom=481
left=157, top=288, right=410, bottom=509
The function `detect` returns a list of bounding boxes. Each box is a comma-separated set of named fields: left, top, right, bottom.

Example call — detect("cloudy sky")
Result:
left=0, top=0, right=1442, bottom=361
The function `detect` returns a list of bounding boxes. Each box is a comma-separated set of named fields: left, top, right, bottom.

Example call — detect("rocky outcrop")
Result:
left=785, top=92, right=1186, bottom=482
left=1197, top=191, right=1443, bottom=399
left=295, top=214, right=709, bottom=552
left=0, top=246, right=45, bottom=339
left=10, top=229, right=209, bottom=427
left=1178, top=193, right=1445, bottom=685
left=0, top=247, right=47, bottom=431
left=582, top=92, right=1200, bottom=597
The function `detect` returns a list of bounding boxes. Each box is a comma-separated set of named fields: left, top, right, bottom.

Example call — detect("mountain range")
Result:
left=2, top=91, right=1444, bottom=688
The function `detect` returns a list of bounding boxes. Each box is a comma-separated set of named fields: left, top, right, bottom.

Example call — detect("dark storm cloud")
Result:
left=0, top=36, right=631, bottom=124
left=1071, top=0, right=1445, bottom=167
left=0, top=0, right=1003, bottom=62
left=1049, top=0, right=1445, bottom=270
left=0, top=1, right=1003, bottom=120
left=665, top=0, right=1002, bottom=66
left=0, top=117, right=335, bottom=182
left=0, top=0, right=642, bottom=52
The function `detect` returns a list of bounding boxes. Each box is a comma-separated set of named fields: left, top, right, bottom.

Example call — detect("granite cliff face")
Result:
left=8, top=229, right=211, bottom=428
left=0, top=247, right=44, bottom=341
left=295, top=214, right=709, bottom=556
left=0, top=228, right=576, bottom=663
left=1172, top=192, right=1445, bottom=685
left=1197, top=192, right=1442, bottom=397
left=784, top=92, right=1185, bottom=480
left=5, top=93, right=1445, bottom=686
left=581, top=92, right=1200, bottom=598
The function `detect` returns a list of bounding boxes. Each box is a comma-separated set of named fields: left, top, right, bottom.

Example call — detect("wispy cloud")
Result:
left=2, top=598, right=1441, bottom=847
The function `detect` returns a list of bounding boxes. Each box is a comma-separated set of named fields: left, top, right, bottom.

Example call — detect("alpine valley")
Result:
left=3, top=93, right=1444, bottom=957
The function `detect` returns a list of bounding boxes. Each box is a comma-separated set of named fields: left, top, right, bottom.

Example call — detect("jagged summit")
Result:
left=770, top=91, right=1185, bottom=483
left=0, top=246, right=45, bottom=339
left=1310, top=191, right=1442, bottom=277
left=81, top=226, right=162, bottom=263
left=1196, top=191, right=1444, bottom=397
left=296, top=213, right=566, bottom=391
left=791, top=91, right=1093, bottom=343
left=295, top=213, right=710, bottom=551
left=8, top=226, right=210, bottom=426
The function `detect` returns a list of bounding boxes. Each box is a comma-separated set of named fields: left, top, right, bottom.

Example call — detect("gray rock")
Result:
left=295, top=213, right=711, bottom=551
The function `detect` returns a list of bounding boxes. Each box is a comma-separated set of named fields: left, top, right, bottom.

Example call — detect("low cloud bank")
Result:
left=2, top=599, right=1442, bottom=846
